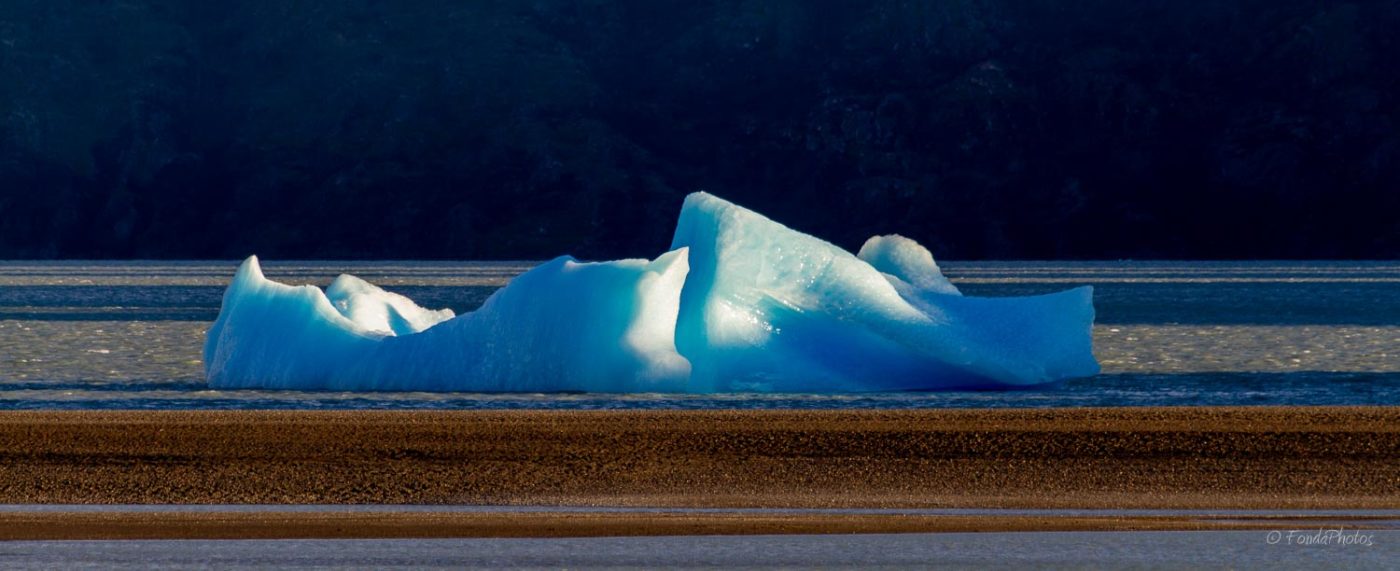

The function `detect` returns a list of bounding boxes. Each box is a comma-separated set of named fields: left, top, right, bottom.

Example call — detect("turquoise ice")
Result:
left=204, top=193, right=1098, bottom=392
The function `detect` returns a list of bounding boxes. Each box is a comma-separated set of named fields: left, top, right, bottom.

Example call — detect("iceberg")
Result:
left=205, top=192, right=1098, bottom=392
left=204, top=251, right=691, bottom=392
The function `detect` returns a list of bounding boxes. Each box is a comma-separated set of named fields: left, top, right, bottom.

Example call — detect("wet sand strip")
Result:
left=1, top=510, right=1396, bottom=540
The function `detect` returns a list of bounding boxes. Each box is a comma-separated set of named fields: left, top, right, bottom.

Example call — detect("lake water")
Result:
left=3, top=531, right=1395, bottom=569
left=0, top=261, right=1396, bottom=410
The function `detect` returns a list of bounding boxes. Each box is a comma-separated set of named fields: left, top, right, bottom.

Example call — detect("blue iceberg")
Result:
left=205, top=192, right=1098, bottom=392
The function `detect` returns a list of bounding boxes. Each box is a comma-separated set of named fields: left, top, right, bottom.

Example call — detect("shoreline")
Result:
left=0, top=407, right=1394, bottom=510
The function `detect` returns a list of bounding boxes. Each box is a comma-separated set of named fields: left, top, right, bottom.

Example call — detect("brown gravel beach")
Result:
left=0, top=407, right=1395, bottom=509
left=1, top=407, right=1397, bottom=539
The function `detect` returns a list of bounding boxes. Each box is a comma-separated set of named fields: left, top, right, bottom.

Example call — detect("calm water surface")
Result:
left=0, top=261, right=1396, bottom=409
left=2, top=531, right=1394, bottom=569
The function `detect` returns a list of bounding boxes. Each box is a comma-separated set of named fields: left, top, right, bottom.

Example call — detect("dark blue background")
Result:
left=2, top=1, right=1397, bottom=259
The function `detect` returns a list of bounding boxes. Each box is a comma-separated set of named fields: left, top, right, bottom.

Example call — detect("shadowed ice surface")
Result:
left=1, top=261, right=1397, bottom=409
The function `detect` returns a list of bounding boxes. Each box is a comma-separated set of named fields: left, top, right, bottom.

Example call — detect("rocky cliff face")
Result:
left=2, top=1, right=1396, bottom=259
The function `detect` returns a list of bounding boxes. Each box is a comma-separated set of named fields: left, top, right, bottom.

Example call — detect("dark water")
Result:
left=0, top=261, right=1396, bottom=410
